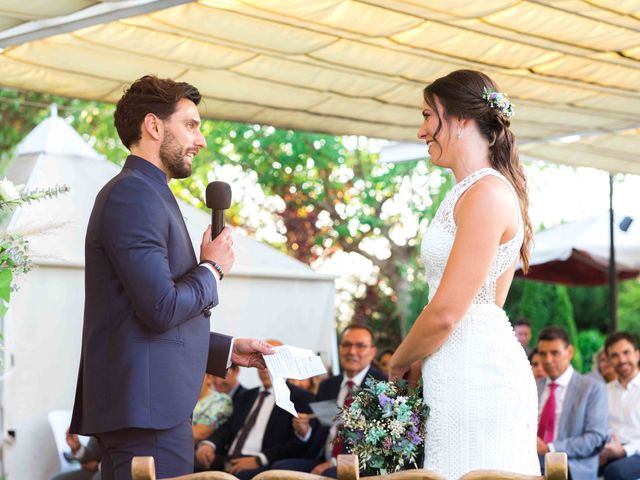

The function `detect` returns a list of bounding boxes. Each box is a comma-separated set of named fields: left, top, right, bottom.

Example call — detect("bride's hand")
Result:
left=389, top=357, right=421, bottom=385
left=388, top=352, right=408, bottom=381
left=405, top=360, right=422, bottom=386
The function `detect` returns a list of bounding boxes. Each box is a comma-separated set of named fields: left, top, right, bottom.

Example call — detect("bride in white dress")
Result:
left=389, top=70, right=540, bottom=479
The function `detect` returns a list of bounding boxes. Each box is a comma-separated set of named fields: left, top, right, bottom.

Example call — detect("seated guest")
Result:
left=587, top=347, right=617, bottom=384
left=193, top=373, right=233, bottom=445
left=289, top=375, right=322, bottom=395
left=212, top=364, right=246, bottom=406
left=195, top=340, right=314, bottom=480
left=376, top=349, right=394, bottom=376
left=536, top=326, right=608, bottom=480
left=52, top=431, right=100, bottom=480
left=528, top=348, right=546, bottom=381
left=514, top=318, right=533, bottom=356
left=599, top=331, right=640, bottom=480
left=271, top=324, right=386, bottom=478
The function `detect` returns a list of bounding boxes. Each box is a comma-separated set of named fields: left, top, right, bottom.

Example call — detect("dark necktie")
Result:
left=332, top=380, right=355, bottom=457
left=537, top=382, right=558, bottom=443
left=230, top=390, right=270, bottom=458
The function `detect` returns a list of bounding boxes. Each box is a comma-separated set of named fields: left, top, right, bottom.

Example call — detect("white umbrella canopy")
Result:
left=516, top=211, right=639, bottom=285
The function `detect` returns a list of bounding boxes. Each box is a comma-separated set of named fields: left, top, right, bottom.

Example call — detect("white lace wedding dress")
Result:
left=421, top=168, right=540, bottom=479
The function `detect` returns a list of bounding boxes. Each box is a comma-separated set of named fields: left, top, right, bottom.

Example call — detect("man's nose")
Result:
left=195, top=130, right=206, bottom=148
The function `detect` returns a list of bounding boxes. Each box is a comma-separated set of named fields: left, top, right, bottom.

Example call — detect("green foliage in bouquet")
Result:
left=337, top=378, right=429, bottom=475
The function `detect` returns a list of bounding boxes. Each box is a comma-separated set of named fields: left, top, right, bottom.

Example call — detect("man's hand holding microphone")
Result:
left=200, top=181, right=273, bottom=370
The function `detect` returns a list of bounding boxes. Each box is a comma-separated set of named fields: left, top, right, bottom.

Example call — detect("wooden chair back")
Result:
left=132, top=452, right=567, bottom=480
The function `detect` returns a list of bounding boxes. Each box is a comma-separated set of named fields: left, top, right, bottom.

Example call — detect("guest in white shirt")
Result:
left=536, top=326, right=608, bottom=480
left=600, top=331, right=640, bottom=480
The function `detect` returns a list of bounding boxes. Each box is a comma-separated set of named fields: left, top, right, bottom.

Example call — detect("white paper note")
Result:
left=263, top=345, right=327, bottom=417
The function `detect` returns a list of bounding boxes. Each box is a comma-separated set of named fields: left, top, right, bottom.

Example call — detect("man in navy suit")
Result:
left=536, top=326, right=608, bottom=480
left=70, top=75, right=272, bottom=480
left=271, top=324, right=385, bottom=477
left=195, top=341, right=314, bottom=480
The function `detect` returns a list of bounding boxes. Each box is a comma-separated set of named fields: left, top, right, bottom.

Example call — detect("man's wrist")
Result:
left=200, top=259, right=224, bottom=280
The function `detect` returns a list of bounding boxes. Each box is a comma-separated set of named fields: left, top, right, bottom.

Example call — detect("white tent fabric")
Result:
left=529, top=211, right=640, bottom=271
left=0, top=0, right=639, bottom=173
left=1, top=113, right=336, bottom=480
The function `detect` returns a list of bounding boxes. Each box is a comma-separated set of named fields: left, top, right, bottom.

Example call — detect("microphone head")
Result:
left=205, top=181, right=232, bottom=209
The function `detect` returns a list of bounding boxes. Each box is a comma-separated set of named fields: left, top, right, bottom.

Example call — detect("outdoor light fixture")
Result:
left=619, top=216, right=633, bottom=232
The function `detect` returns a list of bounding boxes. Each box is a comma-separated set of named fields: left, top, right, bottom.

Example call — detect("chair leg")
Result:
left=544, top=452, right=568, bottom=480
left=337, top=455, right=359, bottom=480
left=132, top=456, right=156, bottom=480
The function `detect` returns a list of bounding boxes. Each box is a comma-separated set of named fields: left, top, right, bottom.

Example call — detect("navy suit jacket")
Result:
left=306, top=366, right=386, bottom=458
left=537, top=371, right=608, bottom=480
left=71, top=155, right=232, bottom=435
left=209, top=384, right=314, bottom=464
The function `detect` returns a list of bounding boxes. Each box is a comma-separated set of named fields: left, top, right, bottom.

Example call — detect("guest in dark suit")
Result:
left=69, top=75, right=272, bottom=480
left=271, top=324, right=385, bottom=478
left=195, top=341, right=314, bottom=480
left=212, top=364, right=247, bottom=408
left=536, top=326, right=608, bottom=480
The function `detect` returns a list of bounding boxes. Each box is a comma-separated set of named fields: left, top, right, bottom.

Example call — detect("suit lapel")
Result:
left=331, top=374, right=344, bottom=399
left=558, top=374, right=579, bottom=439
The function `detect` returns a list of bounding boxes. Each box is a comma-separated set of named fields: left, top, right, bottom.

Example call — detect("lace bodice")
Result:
left=421, top=167, right=523, bottom=305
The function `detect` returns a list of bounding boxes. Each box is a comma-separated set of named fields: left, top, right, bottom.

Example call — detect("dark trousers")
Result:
left=97, top=419, right=192, bottom=480
left=602, top=454, right=640, bottom=480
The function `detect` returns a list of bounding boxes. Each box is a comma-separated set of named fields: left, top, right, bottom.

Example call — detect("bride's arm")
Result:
left=389, top=178, right=517, bottom=380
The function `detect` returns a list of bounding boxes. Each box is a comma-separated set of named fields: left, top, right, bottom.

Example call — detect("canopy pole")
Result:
left=609, top=174, right=617, bottom=332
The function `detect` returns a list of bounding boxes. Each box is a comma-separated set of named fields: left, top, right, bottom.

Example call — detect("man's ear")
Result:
left=567, top=344, right=574, bottom=360
left=142, top=113, right=162, bottom=141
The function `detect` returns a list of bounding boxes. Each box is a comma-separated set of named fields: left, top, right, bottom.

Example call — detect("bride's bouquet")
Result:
left=337, top=378, right=429, bottom=475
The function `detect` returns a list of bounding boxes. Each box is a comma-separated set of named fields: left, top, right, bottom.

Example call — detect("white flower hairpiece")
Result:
left=482, top=87, right=514, bottom=118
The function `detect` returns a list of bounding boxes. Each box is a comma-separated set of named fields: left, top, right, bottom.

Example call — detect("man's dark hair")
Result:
left=537, top=326, right=571, bottom=348
left=341, top=324, right=376, bottom=346
left=114, top=75, right=202, bottom=149
left=513, top=318, right=531, bottom=328
left=527, top=347, right=539, bottom=363
left=604, top=331, right=639, bottom=356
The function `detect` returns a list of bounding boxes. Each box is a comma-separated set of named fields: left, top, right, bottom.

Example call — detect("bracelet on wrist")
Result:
left=200, top=259, right=224, bottom=280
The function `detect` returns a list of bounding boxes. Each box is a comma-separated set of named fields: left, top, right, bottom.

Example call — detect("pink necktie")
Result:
left=537, top=383, right=558, bottom=443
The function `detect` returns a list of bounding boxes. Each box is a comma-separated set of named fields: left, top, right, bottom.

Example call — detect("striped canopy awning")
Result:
left=0, top=0, right=638, bottom=173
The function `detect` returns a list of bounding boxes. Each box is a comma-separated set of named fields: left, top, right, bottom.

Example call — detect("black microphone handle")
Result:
left=211, top=209, right=226, bottom=240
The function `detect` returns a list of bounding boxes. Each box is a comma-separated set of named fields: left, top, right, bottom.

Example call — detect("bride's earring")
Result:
left=456, top=125, right=462, bottom=139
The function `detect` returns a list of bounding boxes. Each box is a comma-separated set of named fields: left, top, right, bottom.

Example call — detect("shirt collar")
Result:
left=614, top=371, right=640, bottom=390
left=342, top=365, right=370, bottom=389
left=548, top=365, right=574, bottom=388
left=124, top=155, right=168, bottom=185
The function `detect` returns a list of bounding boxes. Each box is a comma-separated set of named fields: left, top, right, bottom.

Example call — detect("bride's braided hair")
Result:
left=423, top=69, right=532, bottom=272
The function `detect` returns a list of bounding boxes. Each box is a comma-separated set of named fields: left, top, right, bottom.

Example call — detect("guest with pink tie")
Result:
left=536, top=326, right=608, bottom=480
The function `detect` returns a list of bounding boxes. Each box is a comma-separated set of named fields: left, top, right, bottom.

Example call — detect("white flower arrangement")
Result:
left=337, top=378, right=429, bottom=475
left=482, top=87, right=514, bottom=118
left=0, top=178, right=69, bottom=316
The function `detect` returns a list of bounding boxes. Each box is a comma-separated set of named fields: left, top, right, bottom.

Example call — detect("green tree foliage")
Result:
left=517, top=280, right=583, bottom=371
left=567, top=285, right=610, bottom=333
left=577, top=329, right=605, bottom=373
left=0, top=88, right=125, bottom=175
left=619, top=279, right=640, bottom=338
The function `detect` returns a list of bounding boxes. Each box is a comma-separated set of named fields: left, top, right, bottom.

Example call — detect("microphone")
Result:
left=205, top=181, right=232, bottom=240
